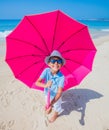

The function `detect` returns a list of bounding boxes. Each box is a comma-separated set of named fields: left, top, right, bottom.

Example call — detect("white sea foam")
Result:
left=0, top=30, right=12, bottom=39
left=89, top=28, right=109, bottom=39
left=101, top=29, right=109, bottom=32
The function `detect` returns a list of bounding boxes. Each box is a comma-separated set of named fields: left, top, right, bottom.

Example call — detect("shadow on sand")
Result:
left=60, top=88, right=103, bottom=125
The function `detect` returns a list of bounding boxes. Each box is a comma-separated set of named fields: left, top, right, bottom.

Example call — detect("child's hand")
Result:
left=45, top=105, right=52, bottom=114
left=45, top=80, right=52, bottom=88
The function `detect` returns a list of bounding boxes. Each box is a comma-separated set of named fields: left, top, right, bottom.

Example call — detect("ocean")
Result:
left=0, top=19, right=109, bottom=43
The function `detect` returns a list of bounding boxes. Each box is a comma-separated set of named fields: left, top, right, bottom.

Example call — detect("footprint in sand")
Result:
left=0, top=89, right=4, bottom=97
left=0, top=90, right=10, bottom=108
left=0, top=120, right=15, bottom=130
left=32, top=121, right=38, bottom=130
left=1, top=92, right=11, bottom=108
left=0, top=121, right=6, bottom=130
left=7, top=120, right=14, bottom=128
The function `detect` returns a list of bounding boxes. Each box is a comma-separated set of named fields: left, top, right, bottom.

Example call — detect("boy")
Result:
left=35, top=50, right=65, bottom=123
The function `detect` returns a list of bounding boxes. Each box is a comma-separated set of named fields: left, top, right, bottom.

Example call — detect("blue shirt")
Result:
left=40, top=68, right=65, bottom=99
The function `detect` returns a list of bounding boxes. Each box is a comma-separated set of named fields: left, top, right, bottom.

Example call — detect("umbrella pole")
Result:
left=46, top=88, right=50, bottom=109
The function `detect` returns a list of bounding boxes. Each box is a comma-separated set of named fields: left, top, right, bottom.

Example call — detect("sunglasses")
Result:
left=49, top=59, right=63, bottom=64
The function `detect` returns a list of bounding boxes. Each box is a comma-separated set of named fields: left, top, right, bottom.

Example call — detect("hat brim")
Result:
left=45, top=56, right=66, bottom=65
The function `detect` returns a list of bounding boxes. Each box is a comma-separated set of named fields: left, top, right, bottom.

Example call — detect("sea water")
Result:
left=0, top=19, right=20, bottom=43
left=0, top=19, right=109, bottom=43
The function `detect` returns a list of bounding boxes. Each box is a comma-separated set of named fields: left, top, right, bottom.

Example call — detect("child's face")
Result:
left=48, top=57, right=63, bottom=74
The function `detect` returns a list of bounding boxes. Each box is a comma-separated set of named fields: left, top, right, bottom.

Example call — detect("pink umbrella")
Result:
left=5, top=10, right=97, bottom=108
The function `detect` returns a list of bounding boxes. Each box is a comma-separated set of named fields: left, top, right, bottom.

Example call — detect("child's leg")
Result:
left=49, top=111, right=58, bottom=123
left=49, top=97, right=63, bottom=122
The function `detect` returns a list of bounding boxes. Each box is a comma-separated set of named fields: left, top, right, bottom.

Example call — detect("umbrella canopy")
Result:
left=5, top=10, right=97, bottom=91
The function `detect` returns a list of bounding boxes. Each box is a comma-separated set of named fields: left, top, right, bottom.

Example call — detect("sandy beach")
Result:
left=0, top=32, right=109, bottom=130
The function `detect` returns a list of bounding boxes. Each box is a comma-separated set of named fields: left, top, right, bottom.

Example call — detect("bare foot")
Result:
left=45, top=106, right=52, bottom=114
left=49, top=112, right=58, bottom=123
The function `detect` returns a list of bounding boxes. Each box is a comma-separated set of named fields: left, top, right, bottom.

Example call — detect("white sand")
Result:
left=0, top=34, right=109, bottom=130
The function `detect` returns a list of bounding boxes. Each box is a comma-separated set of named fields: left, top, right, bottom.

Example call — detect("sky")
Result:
left=0, top=0, right=109, bottom=19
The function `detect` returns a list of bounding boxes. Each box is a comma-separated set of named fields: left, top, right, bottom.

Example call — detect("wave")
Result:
left=0, top=28, right=109, bottom=41
left=0, top=30, right=12, bottom=39
left=101, top=29, right=109, bottom=32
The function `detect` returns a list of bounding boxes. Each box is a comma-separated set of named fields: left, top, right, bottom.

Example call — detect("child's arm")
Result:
left=35, top=78, right=52, bottom=88
left=50, top=87, right=63, bottom=106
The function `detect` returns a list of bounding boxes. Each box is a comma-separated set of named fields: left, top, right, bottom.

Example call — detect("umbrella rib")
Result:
left=7, top=37, right=47, bottom=54
left=57, top=26, right=87, bottom=50
left=32, top=63, right=46, bottom=84
left=65, top=58, right=91, bottom=71
left=16, top=59, right=44, bottom=78
left=61, top=49, right=94, bottom=54
left=25, top=16, right=50, bottom=54
left=51, top=10, right=60, bottom=51
left=66, top=58, right=83, bottom=66
left=6, top=54, right=47, bottom=61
